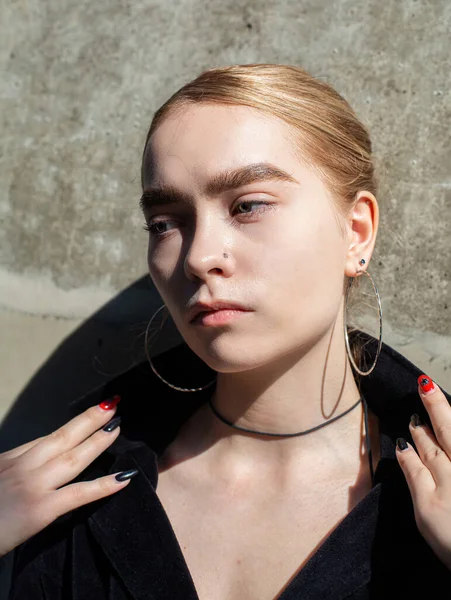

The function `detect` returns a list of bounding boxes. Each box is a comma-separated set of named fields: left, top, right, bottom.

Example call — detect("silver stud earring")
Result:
left=356, top=258, right=366, bottom=275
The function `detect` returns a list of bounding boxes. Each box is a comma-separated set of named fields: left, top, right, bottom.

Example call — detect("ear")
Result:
left=344, top=191, right=379, bottom=277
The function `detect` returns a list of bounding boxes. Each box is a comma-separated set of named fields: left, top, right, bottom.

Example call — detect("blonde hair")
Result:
left=141, top=64, right=379, bottom=376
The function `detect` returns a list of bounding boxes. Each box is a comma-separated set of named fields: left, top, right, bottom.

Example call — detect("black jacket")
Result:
left=7, top=332, right=451, bottom=599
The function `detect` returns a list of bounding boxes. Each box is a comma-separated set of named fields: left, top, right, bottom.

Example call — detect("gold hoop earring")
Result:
left=145, top=304, right=217, bottom=392
left=343, top=261, right=383, bottom=376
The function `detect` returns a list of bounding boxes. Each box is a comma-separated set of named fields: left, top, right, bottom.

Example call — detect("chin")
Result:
left=184, top=334, right=278, bottom=373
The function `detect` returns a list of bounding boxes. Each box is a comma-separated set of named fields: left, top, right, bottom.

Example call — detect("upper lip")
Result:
left=189, top=300, right=251, bottom=323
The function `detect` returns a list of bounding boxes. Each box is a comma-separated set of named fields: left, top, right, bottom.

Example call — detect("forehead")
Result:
left=142, top=103, right=304, bottom=188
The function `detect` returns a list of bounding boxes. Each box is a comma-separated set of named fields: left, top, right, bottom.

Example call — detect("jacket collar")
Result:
left=74, top=331, right=450, bottom=599
left=71, top=329, right=450, bottom=464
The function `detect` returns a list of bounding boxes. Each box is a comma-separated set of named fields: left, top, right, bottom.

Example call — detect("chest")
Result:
left=155, top=471, right=371, bottom=600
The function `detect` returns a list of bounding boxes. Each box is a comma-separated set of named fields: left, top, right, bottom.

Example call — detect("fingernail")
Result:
left=115, top=468, right=139, bottom=482
left=99, top=395, right=121, bottom=410
left=396, top=437, right=408, bottom=451
left=410, top=413, right=422, bottom=427
left=103, top=416, right=121, bottom=432
left=418, top=375, right=435, bottom=394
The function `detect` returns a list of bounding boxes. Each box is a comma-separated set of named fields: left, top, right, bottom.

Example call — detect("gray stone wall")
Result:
left=1, top=0, right=450, bottom=425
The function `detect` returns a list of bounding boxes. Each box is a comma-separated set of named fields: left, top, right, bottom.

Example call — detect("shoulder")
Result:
left=9, top=511, right=73, bottom=599
left=8, top=432, right=151, bottom=599
left=356, top=331, right=450, bottom=428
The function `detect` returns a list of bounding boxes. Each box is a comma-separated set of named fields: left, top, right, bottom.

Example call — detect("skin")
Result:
left=399, top=382, right=451, bottom=570
left=0, top=402, right=131, bottom=558
left=141, top=102, right=379, bottom=488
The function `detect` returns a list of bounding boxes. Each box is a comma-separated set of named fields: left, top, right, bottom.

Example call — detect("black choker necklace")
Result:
left=207, top=396, right=363, bottom=438
left=207, top=395, right=375, bottom=485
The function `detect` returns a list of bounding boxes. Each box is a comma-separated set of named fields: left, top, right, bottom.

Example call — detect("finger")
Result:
left=18, top=396, right=121, bottom=470
left=0, top=436, right=47, bottom=464
left=40, top=468, right=139, bottom=524
left=409, top=414, right=451, bottom=488
left=417, top=375, right=451, bottom=458
left=395, top=437, right=435, bottom=505
left=38, top=418, right=122, bottom=490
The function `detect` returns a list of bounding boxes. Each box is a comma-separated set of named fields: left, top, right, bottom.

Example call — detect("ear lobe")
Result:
left=344, top=192, right=379, bottom=277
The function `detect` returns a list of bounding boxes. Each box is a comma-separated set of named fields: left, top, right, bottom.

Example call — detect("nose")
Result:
left=183, top=220, right=233, bottom=282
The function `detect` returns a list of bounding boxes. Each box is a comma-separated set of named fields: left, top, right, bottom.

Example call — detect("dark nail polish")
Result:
left=115, top=468, right=139, bottom=482
left=103, top=416, right=121, bottom=432
left=396, top=437, right=408, bottom=451
left=410, top=413, right=422, bottom=427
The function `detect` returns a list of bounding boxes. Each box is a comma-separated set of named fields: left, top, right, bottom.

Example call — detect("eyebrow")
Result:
left=139, top=162, right=299, bottom=213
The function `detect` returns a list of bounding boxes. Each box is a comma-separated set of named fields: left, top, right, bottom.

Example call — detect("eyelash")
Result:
left=142, top=200, right=275, bottom=237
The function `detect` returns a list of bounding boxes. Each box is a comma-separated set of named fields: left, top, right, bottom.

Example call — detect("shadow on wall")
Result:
left=0, top=275, right=184, bottom=454
left=0, top=275, right=190, bottom=598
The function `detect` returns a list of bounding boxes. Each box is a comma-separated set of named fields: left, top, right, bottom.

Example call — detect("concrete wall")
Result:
left=1, top=0, right=450, bottom=434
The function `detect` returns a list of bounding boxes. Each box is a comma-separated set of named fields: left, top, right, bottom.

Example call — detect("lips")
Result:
left=193, top=309, right=249, bottom=326
left=189, top=301, right=250, bottom=323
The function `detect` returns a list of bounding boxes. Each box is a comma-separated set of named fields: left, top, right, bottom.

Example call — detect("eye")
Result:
left=142, top=200, right=276, bottom=238
left=142, top=221, right=172, bottom=236
left=233, top=200, right=275, bottom=218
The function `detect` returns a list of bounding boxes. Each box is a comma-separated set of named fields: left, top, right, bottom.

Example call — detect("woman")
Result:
left=3, top=64, right=451, bottom=599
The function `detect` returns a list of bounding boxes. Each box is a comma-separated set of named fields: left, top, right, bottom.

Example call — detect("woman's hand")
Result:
left=0, top=396, right=138, bottom=558
left=396, top=374, right=451, bottom=570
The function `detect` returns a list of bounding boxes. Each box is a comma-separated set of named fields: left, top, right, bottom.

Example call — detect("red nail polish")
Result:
left=99, top=395, right=121, bottom=410
left=418, top=375, right=434, bottom=393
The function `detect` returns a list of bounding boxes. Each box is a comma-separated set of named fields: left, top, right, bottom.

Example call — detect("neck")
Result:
left=176, top=321, right=371, bottom=481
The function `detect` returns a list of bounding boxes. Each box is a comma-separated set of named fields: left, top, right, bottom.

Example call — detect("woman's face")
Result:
left=141, top=103, right=354, bottom=372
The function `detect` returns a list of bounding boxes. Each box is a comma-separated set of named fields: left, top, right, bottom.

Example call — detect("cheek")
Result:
left=260, top=213, right=346, bottom=322
left=147, top=237, right=180, bottom=280
left=147, top=250, right=174, bottom=305
left=263, top=212, right=343, bottom=280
